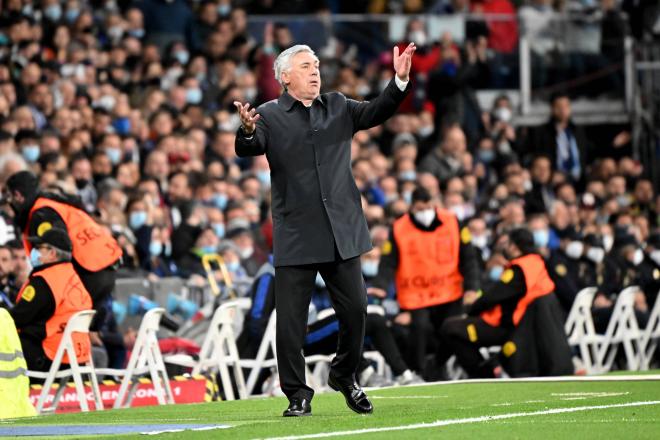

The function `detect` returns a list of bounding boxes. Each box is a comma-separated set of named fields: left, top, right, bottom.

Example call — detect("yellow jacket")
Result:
left=0, top=308, right=36, bottom=419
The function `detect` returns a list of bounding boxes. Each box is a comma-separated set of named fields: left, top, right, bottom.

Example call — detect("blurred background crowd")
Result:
left=0, top=0, right=659, bottom=379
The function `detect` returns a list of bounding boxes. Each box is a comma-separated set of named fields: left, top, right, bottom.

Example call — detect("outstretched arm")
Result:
left=346, top=43, right=416, bottom=132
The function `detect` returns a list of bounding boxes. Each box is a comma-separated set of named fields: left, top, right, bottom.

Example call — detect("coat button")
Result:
left=322, top=197, right=327, bottom=202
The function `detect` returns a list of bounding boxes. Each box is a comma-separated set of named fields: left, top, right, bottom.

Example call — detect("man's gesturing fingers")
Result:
left=233, top=101, right=260, bottom=133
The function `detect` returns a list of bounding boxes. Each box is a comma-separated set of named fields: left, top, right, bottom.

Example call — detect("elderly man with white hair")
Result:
left=234, top=42, right=415, bottom=417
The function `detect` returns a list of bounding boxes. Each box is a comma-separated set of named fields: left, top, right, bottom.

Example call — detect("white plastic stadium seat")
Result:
left=27, top=310, right=103, bottom=414
left=595, top=286, right=644, bottom=373
left=639, top=288, right=660, bottom=370
left=97, top=308, right=174, bottom=408
left=165, top=301, right=248, bottom=400
left=564, top=287, right=601, bottom=374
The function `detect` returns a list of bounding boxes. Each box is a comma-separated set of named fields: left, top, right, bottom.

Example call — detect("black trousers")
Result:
left=275, top=255, right=367, bottom=402
left=440, top=316, right=509, bottom=378
left=405, top=299, right=463, bottom=374
left=304, top=313, right=409, bottom=378
left=74, top=262, right=116, bottom=331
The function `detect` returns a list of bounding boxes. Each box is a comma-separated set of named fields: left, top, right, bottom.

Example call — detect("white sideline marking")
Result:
left=552, top=392, right=630, bottom=397
left=262, top=401, right=660, bottom=440
left=492, top=400, right=546, bottom=406
left=371, top=396, right=447, bottom=400
left=376, top=374, right=660, bottom=391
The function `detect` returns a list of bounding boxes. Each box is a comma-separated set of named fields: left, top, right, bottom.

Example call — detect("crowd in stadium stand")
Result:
left=0, top=1, right=659, bottom=384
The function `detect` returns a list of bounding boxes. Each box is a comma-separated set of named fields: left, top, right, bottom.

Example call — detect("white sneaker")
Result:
left=394, top=369, right=425, bottom=386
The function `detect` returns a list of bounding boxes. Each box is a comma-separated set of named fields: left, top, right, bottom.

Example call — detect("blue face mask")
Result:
left=478, top=149, right=496, bottom=164
left=225, top=260, right=240, bottom=272
left=113, top=118, right=131, bottom=135
left=44, top=4, right=62, bottom=21
left=149, top=240, right=163, bottom=257
left=533, top=229, right=550, bottom=248
left=164, top=242, right=172, bottom=257
left=218, top=4, right=231, bottom=15
left=489, top=265, right=504, bottom=281
left=212, top=193, right=228, bottom=210
left=398, top=171, right=416, bottom=182
left=22, top=145, right=40, bottom=163
left=212, top=223, right=225, bottom=239
left=200, top=245, right=216, bottom=255
left=256, top=170, right=271, bottom=187
left=65, top=8, right=79, bottom=23
left=128, top=28, right=145, bottom=39
left=30, top=248, right=42, bottom=268
left=174, top=50, right=190, bottom=65
left=129, top=211, right=148, bottom=230
left=185, top=88, right=202, bottom=104
left=105, top=147, right=122, bottom=165
left=362, top=261, right=379, bottom=277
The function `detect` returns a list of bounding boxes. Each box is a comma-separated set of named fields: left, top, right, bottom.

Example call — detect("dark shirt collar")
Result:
left=278, top=91, right=326, bottom=111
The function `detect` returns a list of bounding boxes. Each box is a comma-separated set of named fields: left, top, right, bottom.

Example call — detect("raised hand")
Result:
left=393, top=42, right=416, bottom=82
left=233, top=101, right=261, bottom=134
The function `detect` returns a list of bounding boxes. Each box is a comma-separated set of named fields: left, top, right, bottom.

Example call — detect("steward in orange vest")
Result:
left=4, top=171, right=120, bottom=329
left=10, top=228, right=93, bottom=373
left=368, top=187, right=481, bottom=375
left=440, top=228, right=556, bottom=378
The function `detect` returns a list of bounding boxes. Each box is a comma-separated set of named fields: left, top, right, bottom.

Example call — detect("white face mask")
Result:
left=493, top=106, right=512, bottom=123
left=409, top=30, right=427, bottom=46
left=632, top=248, right=644, bottom=266
left=413, top=209, right=435, bottom=227
left=586, top=247, right=605, bottom=264
left=651, top=250, right=660, bottom=266
left=471, top=234, right=488, bottom=249
left=566, top=241, right=584, bottom=260
left=603, top=235, right=614, bottom=252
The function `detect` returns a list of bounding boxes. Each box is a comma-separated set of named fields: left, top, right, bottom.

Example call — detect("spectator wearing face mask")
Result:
left=591, top=232, right=650, bottom=333
left=367, top=186, right=481, bottom=378
left=576, top=233, right=612, bottom=305
left=546, top=226, right=584, bottom=313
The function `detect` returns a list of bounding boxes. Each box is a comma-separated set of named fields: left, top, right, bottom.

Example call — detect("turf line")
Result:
left=260, top=401, right=660, bottom=440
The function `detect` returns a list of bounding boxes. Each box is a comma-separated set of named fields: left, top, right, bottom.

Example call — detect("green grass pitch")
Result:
left=5, top=377, right=660, bottom=439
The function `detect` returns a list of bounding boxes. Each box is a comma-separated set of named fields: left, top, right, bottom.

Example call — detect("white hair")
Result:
left=273, top=45, right=316, bottom=89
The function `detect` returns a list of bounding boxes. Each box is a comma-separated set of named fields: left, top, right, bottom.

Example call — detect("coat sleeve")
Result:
left=371, top=228, right=399, bottom=290
left=9, top=276, right=55, bottom=329
left=346, top=78, right=410, bottom=133
left=468, top=265, right=526, bottom=315
left=235, top=113, right=269, bottom=157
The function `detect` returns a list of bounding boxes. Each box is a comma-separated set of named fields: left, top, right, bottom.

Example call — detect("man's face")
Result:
left=11, top=248, right=27, bottom=274
left=0, top=248, right=13, bottom=277
left=552, top=97, right=571, bottom=123
left=282, top=51, right=321, bottom=101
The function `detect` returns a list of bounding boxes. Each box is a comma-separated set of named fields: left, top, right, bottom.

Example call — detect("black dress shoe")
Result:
left=283, top=398, right=312, bottom=417
left=328, top=373, right=373, bottom=414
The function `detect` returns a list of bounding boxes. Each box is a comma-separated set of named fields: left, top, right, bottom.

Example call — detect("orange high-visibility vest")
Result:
left=393, top=209, right=464, bottom=310
left=24, top=197, right=122, bottom=271
left=17, top=263, right=92, bottom=363
left=481, top=253, right=555, bottom=327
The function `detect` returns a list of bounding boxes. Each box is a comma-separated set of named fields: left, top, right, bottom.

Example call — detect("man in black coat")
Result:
left=525, top=93, right=590, bottom=186
left=234, top=42, right=416, bottom=417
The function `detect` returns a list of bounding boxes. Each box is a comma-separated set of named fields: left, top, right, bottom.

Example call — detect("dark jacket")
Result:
left=525, top=120, right=590, bottom=183
left=500, top=293, right=574, bottom=377
left=235, top=78, right=410, bottom=266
